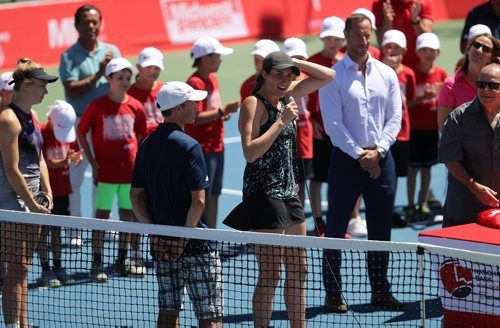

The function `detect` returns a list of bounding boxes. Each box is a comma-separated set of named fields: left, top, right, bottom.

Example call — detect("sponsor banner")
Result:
left=160, top=0, right=249, bottom=44
left=431, top=254, right=500, bottom=317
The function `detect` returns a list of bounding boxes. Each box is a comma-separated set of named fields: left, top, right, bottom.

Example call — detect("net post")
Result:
left=417, top=245, right=426, bottom=328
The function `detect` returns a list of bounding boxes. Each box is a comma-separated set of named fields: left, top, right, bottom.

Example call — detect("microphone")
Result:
left=284, top=96, right=294, bottom=105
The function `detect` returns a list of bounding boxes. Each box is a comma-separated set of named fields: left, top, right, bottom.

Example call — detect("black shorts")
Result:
left=296, top=158, right=314, bottom=183
left=223, top=192, right=305, bottom=231
left=390, top=141, right=410, bottom=177
left=52, top=195, right=70, bottom=216
left=409, top=130, right=439, bottom=168
left=312, top=137, right=332, bottom=182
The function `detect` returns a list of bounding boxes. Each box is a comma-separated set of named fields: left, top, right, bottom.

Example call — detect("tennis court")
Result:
left=2, top=19, right=496, bottom=327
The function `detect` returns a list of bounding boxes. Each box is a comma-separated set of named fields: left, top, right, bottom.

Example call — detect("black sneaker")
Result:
left=392, top=212, right=408, bottom=228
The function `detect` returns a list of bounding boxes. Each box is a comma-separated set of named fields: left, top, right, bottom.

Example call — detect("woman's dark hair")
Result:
left=74, top=4, right=102, bottom=26
left=458, top=34, right=500, bottom=74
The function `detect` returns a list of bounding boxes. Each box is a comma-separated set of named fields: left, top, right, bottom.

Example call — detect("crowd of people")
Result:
left=0, top=1, right=499, bottom=327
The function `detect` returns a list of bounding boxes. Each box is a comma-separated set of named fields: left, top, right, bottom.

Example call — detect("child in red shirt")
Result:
left=128, top=47, right=165, bottom=136
left=407, top=32, right=447, bottom=220
left=39, top=100, right=83, bottom=287
left=380, top=30, right=417, bottom=227
left=78, top=58, right=147, bottom=282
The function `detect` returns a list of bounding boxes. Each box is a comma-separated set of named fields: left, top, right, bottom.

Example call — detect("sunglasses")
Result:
left=476, top=81, right=500, bottom=90
left=471, top=41, right=493, bottom=54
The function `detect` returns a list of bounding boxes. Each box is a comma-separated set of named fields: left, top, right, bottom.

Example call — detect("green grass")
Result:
left=37, top=19, right=464, bottom=121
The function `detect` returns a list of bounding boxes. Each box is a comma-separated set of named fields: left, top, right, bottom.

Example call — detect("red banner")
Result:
left=0, top=0, right=482, bottom=70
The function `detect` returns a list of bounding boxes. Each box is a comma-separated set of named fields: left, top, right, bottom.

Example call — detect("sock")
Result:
left=41, top=261, right=50, bottom=272
left=93, top=253, right=102, bottom=264
left=53, top=260, right=62, bottom=269
left=117, top=248, right=128, bottom=263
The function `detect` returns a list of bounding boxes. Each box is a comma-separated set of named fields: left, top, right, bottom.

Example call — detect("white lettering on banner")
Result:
left=0, top=32, right=11, bottom=68
left=159, top=0, right=249, bottom=43
left=431, top=254, right=500, bottom=316
left=47, top=17, right=78, bottom=49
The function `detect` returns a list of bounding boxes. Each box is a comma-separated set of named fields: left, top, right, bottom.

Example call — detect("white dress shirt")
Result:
left=319, top=53, right=402, bottom=159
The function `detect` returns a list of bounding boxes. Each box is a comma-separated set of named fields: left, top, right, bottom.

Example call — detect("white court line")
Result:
left=223, top=136, right=241, bottom=144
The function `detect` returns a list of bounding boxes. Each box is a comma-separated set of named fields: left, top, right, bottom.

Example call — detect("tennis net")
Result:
left=0, top=209, right=498, bottom=327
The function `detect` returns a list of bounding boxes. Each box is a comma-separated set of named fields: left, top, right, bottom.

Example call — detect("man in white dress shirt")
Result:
left=319, top=13, right=404, bottom=313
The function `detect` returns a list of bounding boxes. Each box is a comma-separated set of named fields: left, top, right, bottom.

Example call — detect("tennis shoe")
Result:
left=38, top=270, right=61, bottom=288
left=91, top=262, right=108, bottom=282
left=371, top=291, right=404, bottom=310
left=325, top=296, right=348, bottom=313
left=69, top=237, right=83, bottom=248
left=126, top=257, right=147, bottom=276
left=347, top=216, right=367, bottom=237
left=54, top=267, right=76, bottom=285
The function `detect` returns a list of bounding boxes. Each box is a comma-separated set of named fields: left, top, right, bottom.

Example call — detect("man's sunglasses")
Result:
left=471, top=41, right=493, bottom=54
left=476, top=81, right=500, bottom=90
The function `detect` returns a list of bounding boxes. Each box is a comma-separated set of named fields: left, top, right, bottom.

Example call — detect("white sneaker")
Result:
left=347, top=216, right=368, bottom=237
left=125, top=257, right=147, bottom=276
left=69, top=237, right=83, bottom=248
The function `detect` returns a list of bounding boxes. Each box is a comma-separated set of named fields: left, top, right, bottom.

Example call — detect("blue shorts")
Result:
left=155, top=251, right=223, bottom=320
left=204, top=152, right=223, bottom=196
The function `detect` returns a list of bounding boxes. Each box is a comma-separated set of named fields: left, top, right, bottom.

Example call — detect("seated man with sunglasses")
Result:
left=439, top=63, right=500, bottom=228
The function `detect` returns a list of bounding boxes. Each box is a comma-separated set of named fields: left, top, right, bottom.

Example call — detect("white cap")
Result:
left=137, top=47, right=164, bottom=70
left=105, top=57, right=138, bottom=76
left=156, top=81, right=208, bottom=111
left=47, top=100, right=77, bottom=143
left=283, top=37, right=308, bottom=59
left=416, top=32, right=440, bottom=51
left=191, top=37, right=234, bottom=59
left=319, top=16, right=345, bottom=39
left=251, top=39, right=280, bottom=58
left=467, top=24, right=492, bottom=41
left=381, top=30, right=407, bottom=49
left=353, top=8, right=377, bottom=31
left=0, top=72, right=14, bottom=91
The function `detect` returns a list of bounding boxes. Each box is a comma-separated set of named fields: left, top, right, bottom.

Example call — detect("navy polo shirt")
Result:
left=460, top=2, right=500, bottom=44
left=132, top=122, right=209, bottom=227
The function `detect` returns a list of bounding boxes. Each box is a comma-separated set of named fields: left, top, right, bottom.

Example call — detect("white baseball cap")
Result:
left=0, top=72, right=14, bottom=91
left=47, top=100, right=77, bottom=143
left=191, top=37, right=234, bottom=59
left=467, top=24, right=492, bottom=41
left=381, top=30, right=407, bottom=49
left=283, top=37, right=308, bottom=59
left=416, top=32, right=440, bottom=51
left=319, top=16, right=345, bottom=39
left=105, top=57, right=138, bottom=76
left=156, top=81, right=208, bottom=111
left=353, top=8, right=377, bottom=31
left=137, top=47, right=164, bottom=70
left=251, top=39, right=280, bottom=58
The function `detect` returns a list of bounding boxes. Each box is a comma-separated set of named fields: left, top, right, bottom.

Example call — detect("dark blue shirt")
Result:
left=460, top=2, right=500, bottom=45
left=132, top=122, right=209, bottom=227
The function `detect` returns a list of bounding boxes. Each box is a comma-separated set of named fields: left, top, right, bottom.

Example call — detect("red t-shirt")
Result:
left=41, top=122, right=79, bottom=197
left=185, top=72, right=224, bottom=153
left=307, top=52, right=342, bottom=137
left=372, top=0, right=434, bottom=68
left=295, top=93, right=313, bottom=159
left=78, top=95, right=147, bottom=184
left=127, top=82, right=164, bottom=136
left=410, top=66, right=448, bottom=131
left=240, top=74, right=256, bottom=103
left=396, top=65, right=416, bottom=141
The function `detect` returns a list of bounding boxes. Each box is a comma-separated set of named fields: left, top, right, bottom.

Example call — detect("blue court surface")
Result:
left=14, top=114, right=448, bottom=327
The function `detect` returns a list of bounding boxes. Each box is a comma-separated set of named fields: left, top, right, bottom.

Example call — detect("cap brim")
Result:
left=215, top=47, right=234, bottom=56
left=286, top=50, right=308, bottom=59
left=53, top=126, right=76, bottom=143
left=251, top=50, right=268, bottom=57
left=34, top=74, right=59, bottom=83
left=187, top=90, right=208, bottom=102
left=319, top=31, right=345, bottom=39
left=274, top=64, right=301, bottom=76
left=139, top=60, right=164, bottom=70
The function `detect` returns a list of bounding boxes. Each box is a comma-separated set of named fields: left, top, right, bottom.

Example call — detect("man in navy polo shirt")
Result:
left=130, top=81, right=223, bottom=327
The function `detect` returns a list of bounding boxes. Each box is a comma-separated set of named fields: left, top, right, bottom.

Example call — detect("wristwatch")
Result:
left=377, top=147, right=387, bottom=158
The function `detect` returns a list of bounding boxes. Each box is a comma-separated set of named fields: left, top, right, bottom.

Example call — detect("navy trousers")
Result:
left=323, top=147, right=396, bottom=298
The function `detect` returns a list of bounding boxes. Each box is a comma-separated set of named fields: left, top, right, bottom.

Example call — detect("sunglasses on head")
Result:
left=476, top=80, right=500, bottom=90
left=471, top=41, right=493, bottom=54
